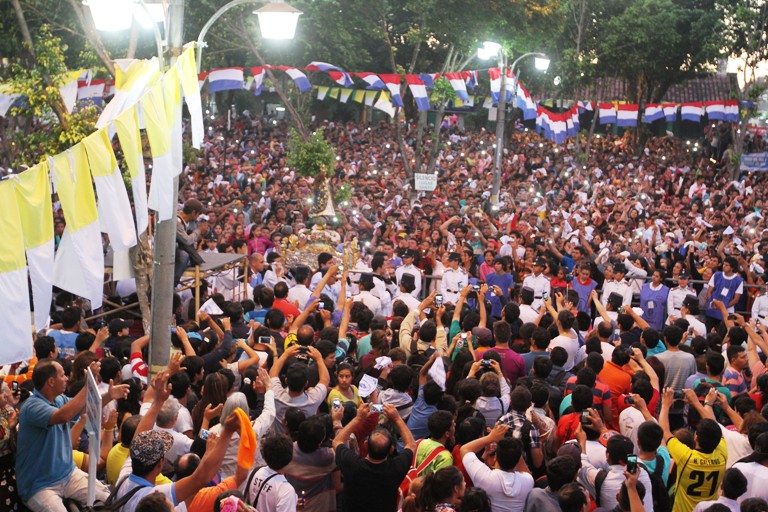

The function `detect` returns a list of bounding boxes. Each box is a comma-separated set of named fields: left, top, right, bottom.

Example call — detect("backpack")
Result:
left=594, top=455, right=671, bottom=512
left=63, top=476, right=149, bottom=512
left=398, top=440, right=447, bottom=504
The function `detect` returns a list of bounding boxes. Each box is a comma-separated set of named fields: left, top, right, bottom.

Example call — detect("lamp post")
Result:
left=478, top=42, right=549, bottom=206
left=195, top=0, right=302, bottom=71
left=84, top=0, right=166, bottom=62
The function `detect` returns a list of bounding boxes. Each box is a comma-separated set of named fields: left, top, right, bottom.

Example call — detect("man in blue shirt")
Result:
left=16, top=359, right=129, bottom=512
left=46, top=307, right=82, bottom=358
left=398, top=352, right=443, bottom=450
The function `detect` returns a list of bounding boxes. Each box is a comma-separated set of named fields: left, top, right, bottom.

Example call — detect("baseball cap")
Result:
left=130, top=430, right=173, bottom=466
left=402, top=249, right=417, bottom=259
left=557, top=441, right=582, bottom=468
left=108, top=318, right=131, bottom=335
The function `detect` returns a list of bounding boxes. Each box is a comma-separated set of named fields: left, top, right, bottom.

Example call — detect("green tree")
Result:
left=5, top=25, right=98, bottom=167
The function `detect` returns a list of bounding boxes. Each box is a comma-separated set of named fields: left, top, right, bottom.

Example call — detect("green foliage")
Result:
left=286, top=128, right=336, bottom=178
left=8, top=26, right=98, bottom=167
left=183, top=141, right=200, bottom=166
left=334, top=183, right=352, bottom=205
left=430, top=76, right=456, bottom=106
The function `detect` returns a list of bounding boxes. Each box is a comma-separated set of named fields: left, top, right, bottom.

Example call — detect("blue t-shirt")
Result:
left=641, top=446, right=672, bottom=486
left=398, top=385, right=437, bottom=450
left=16, top=390, right=76, bottom=500
left=486, top=272, right=515, bottom=319
left=48, top=329, right=79, bottom=358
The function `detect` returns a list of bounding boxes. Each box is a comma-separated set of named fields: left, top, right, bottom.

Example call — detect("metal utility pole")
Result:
left=491, top=51, right=507, bottom=206
left=148, top=0, right=185, bottom=378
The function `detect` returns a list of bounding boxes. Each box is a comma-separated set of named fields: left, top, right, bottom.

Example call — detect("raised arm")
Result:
left=175, top=412, right=239, bottom=503
left=312, top=264, right=339, bottom=298
left=591, top=290, right=612, bottom=324
left=478, top=284, right=489, bottom=328
left=658, top=387, right=675, bottom=441
left=625, top=303, right=650, bottom=331
left=309, top=346, right=330, bottom=388
left=235, top=339, right=262, bottom=372
left=419, top=351, right=440, bottom=386
left=289, top=298, right=320, bottom=335
left=270, top=344, right=301, bottom=378
left=333, top=403, right=370, bottom=450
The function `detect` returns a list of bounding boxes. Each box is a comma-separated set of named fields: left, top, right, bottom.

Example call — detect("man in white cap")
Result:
left=440, top=252, right=467, bottom=305
left=667, top=272, right=698, bottom=322
left=395, top=249, right=423, bottom=298
left=601, top=263, right=633, bottom=308
left=522, top=258, right=551, bottom=311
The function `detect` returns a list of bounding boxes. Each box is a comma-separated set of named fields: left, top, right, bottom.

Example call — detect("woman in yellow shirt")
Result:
left=326, top=363, right=361, bottom=407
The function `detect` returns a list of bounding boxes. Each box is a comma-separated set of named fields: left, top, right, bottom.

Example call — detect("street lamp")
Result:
left=84, top=0, right=165, bottom=61
left=196, top=0, right=302, bottom=71
left=477, top=42, right=549, bottom=205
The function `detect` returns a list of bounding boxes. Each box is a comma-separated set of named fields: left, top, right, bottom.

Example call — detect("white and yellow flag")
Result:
left=51, top=143, right=105, bottom=309
left=97, top=58, right=161, bottom=129
left=114, top=106, right=149, bottom=235
left=14, top=162, right=54, bottom=331
left=178, top=47, right=204, bottom=149
left=0, top=181, right=33, bottom=365
left=83, top=128, right=137, bottom=251
left=142, top=81, right=176, bottom=221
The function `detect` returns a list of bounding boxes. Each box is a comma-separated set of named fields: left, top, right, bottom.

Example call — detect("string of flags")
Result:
left=190, top=61, right=744, bottom=143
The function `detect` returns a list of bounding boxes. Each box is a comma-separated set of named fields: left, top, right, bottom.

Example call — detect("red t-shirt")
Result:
left=556, top=413, right=582, bottom=444
left=272, top=298, right=300, bottom=320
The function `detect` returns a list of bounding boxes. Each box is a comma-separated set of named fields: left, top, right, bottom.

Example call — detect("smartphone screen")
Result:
left=626, top=454, right=638, bottom=474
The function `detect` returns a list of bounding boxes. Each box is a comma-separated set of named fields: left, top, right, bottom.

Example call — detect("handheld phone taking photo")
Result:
left=317, top=303, right=325, bottom=311
left=472, top=284, right=480, bottom=291
left=332, top=398, right=342, bottom=410
left=346, top=290, right=352, bottom=300
left=542, top=291, right=549, bottom=301
left=626, top=454, right=638, bottom=474
left=581, top=411, right=590, bottom=425
left=435, top=294, right=443, bottom=307
left=371, top=404, right=384, bottom=413
left=259, top=336, right=272, bottom=344
left=12, top=381, right=18, bottom=393
left=199, top=429, right=210, bottom=440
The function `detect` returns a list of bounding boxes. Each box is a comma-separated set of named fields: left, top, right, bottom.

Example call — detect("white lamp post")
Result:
left=196, top=0, right=302, bottom=71
left=84, top=0, right=166, bottom=61
left=83, top=0, right=134, bottom=31
left=255, top=2, right=303, bottom=40
left=478, top=43, right=549, bottom=205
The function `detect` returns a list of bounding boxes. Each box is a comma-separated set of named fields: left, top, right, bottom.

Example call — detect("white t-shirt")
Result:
left=549, top=334, right=580, bottom=371
left=732, top=461, right=768, bottom=503
left=240, top=466, right=297, bottom=512
left=619, top=407, right=650, bottom=454
left=462, top=452, right=534, bottom=512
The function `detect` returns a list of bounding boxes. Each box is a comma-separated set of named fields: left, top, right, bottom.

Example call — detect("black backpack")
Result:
left=594, top=455, right=671, bottom=512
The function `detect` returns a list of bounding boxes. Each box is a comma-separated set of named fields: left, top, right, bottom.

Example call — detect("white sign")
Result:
left=414, top=173, right=437, bottom=191
left=740, top=152, right=768, bottom=172
left=85, top=368, right=102, bottom=507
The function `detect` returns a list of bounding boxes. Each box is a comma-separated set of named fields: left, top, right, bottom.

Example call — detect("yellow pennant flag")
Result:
left=0, top=181, right=33, bottom=365
left=328, top=88, right=340, bottom=100
left=50, top=143, right=105, bottom=312
left=114, top=106, right=149, bottom=234
left=14, top=162, right=54, bottom=330
left=317, top=86, right=329, bottom=100
left=83, top=128, right=137, bottom=251
left=352, top=90, right=365, bottom=103
left=177, top=47, right=204, bottom=149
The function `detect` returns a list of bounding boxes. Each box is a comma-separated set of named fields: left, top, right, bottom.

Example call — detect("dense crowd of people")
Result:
left=4, top=110, right=768, bottom=512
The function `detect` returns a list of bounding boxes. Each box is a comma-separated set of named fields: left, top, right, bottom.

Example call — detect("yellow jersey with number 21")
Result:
left=667, top=436, right=727, bottom=512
